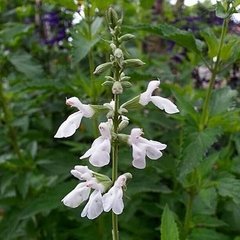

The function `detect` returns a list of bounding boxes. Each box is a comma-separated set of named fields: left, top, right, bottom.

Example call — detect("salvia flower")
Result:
left=139, top=80, right=179, bottom=114
left=80, top=121, right=112, bottom=167
left=62, top=165, right=107, bottom=219
left=54, top=97, right=94, bottom=138
left=128, top=128, right=167, bottom=169
left=103, top=173, right=131, bottom=214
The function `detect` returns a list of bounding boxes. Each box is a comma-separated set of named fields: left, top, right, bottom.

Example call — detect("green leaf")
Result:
left=201, top=28, right=219, bottom=58
left=217, top=177, right=240, bottom=204
left=179, top=127, right=222, bottom=179
left=189, top=228, right=231, bottom=240
left=0, top=23, right=32, bottom=43
left=193, top=187, right=218, bottom=215
left=130, top=23, right=203, bottom=54
left=215, top=2, right=229, bottom=19
left=209, top=87, right=238, bottom=116
left=160, top=205, right=179, bottom=240
left=91, top=17, right=104, bottom=36
left=8, top=51, right=44, bottom=79
left=193, top=215, right=228, bottom=228
left=71, top=30, right=100, bottom=65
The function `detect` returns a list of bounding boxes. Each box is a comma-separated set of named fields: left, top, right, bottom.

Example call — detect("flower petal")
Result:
left=66, top=97, right=94, bottom=118
left=81, top=190, right=103, bottom=219
left=132, top=144, right=146, bottom=169
left=139, top=80, right=160, bottom=106
left=146, top=146, right=162, bottom=160
left=112, top=188, right=124, bottom=214
left=54, top=111, right=83, bottom=138
left=150, top=96, right=179, bottom=114
left=149, top=140, right=167, bottom=150
left=80, top=137, right=104, bottom=159
left=62, top=183, right=90, bottom=208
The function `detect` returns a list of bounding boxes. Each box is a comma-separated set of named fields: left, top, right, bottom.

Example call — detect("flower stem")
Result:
left=111, top=70, right=120, bottom=240
left=199, top=17, right=228, bottom=130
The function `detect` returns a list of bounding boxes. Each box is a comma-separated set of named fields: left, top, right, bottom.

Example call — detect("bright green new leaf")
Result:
left=160, top=205, right=179, bottom=240
left=201, top=28, right=219, bottom=58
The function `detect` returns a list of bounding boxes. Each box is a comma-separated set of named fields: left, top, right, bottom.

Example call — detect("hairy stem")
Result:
left=183, top=190, right=194, bottom=239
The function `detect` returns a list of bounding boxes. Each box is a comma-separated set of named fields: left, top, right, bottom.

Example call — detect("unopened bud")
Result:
left=118, top=116, right=129, bottom=131
left=107, top=7, right=119, bottom=28
left=119, top=34, right=135, bottom=43
left=93, top=62, right=112, bottom=75
left=102, top=80, right=114, bottom=86
left=117, top=133, right=129, bottom=143
left=112, top=81, right=123, bottom=94
left=121, top=81, right=132, bottom=88
left=123, top=59, right=145, bottom=68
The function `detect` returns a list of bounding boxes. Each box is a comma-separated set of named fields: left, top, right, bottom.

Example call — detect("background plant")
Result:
left=0, top=0, right=240, bottom=240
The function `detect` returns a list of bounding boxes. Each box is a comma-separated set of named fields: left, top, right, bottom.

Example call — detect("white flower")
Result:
left=102, top=174, right=127, bottom=214
left=128, top=128, right=167, bottom=169
left=54, top=97, right=94, bottom=138
left=81, top=190, right=104, bottom=219
left=139, top=80, right=179, bottom=114
left=71, top=165, right=93, bottom=181
left=62, top=182, right=91, bottom=208
left=80, top=121, right=112, bottom=167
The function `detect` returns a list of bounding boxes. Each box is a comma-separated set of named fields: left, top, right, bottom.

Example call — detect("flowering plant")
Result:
left=54, top=7, right=179, bottom=239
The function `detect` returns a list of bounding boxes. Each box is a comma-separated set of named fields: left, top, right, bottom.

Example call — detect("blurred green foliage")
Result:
left=0, top=0, right=240, bottom=239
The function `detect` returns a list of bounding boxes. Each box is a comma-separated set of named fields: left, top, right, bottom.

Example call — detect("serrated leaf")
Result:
left=209, top=87, right=237, bottom=116
left=8, top=51, right=44, bottom=79
left=160, top=205, right=179, bottom=240
left=217, top=177, right=240, bottom=204
left=179, top=127, right=222, bottom=178
left=130, top=23, right=203, bottom=54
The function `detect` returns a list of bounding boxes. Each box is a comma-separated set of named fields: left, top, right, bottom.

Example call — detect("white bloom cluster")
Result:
left=55, top=80, right=179, bottom=219
left=62, top=165, right=129, bottom=219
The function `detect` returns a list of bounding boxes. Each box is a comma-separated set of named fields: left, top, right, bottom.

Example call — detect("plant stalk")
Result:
left=0, top=80, right=22, bottom=160
left=200, top=17, right=228, bottom=129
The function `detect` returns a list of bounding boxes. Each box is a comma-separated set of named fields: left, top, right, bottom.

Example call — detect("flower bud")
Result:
left=118, top=116, right=129, bottom=131
left=107, top=7, right=119, bottom=28
left=121, top=81, right=132, bottom=88
left=117, top=134, right=129, bottom=143
left=112, top=81, right=123, bottom=95
left=123, top=59, right=145, bottom=68
left=102, top=80, right=114, bottom=87
left=118, top=34, right=135, bottom=43
left=93, top=62, right=112, bottom=75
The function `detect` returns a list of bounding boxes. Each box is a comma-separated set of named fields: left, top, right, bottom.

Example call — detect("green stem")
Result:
left=183, top=190, right=194, bottom=239
left=112, top=70, right=120, bottom=240
left=0, top=80, right=22, bottom=160
left=200, top=17, right=228, bottom=130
